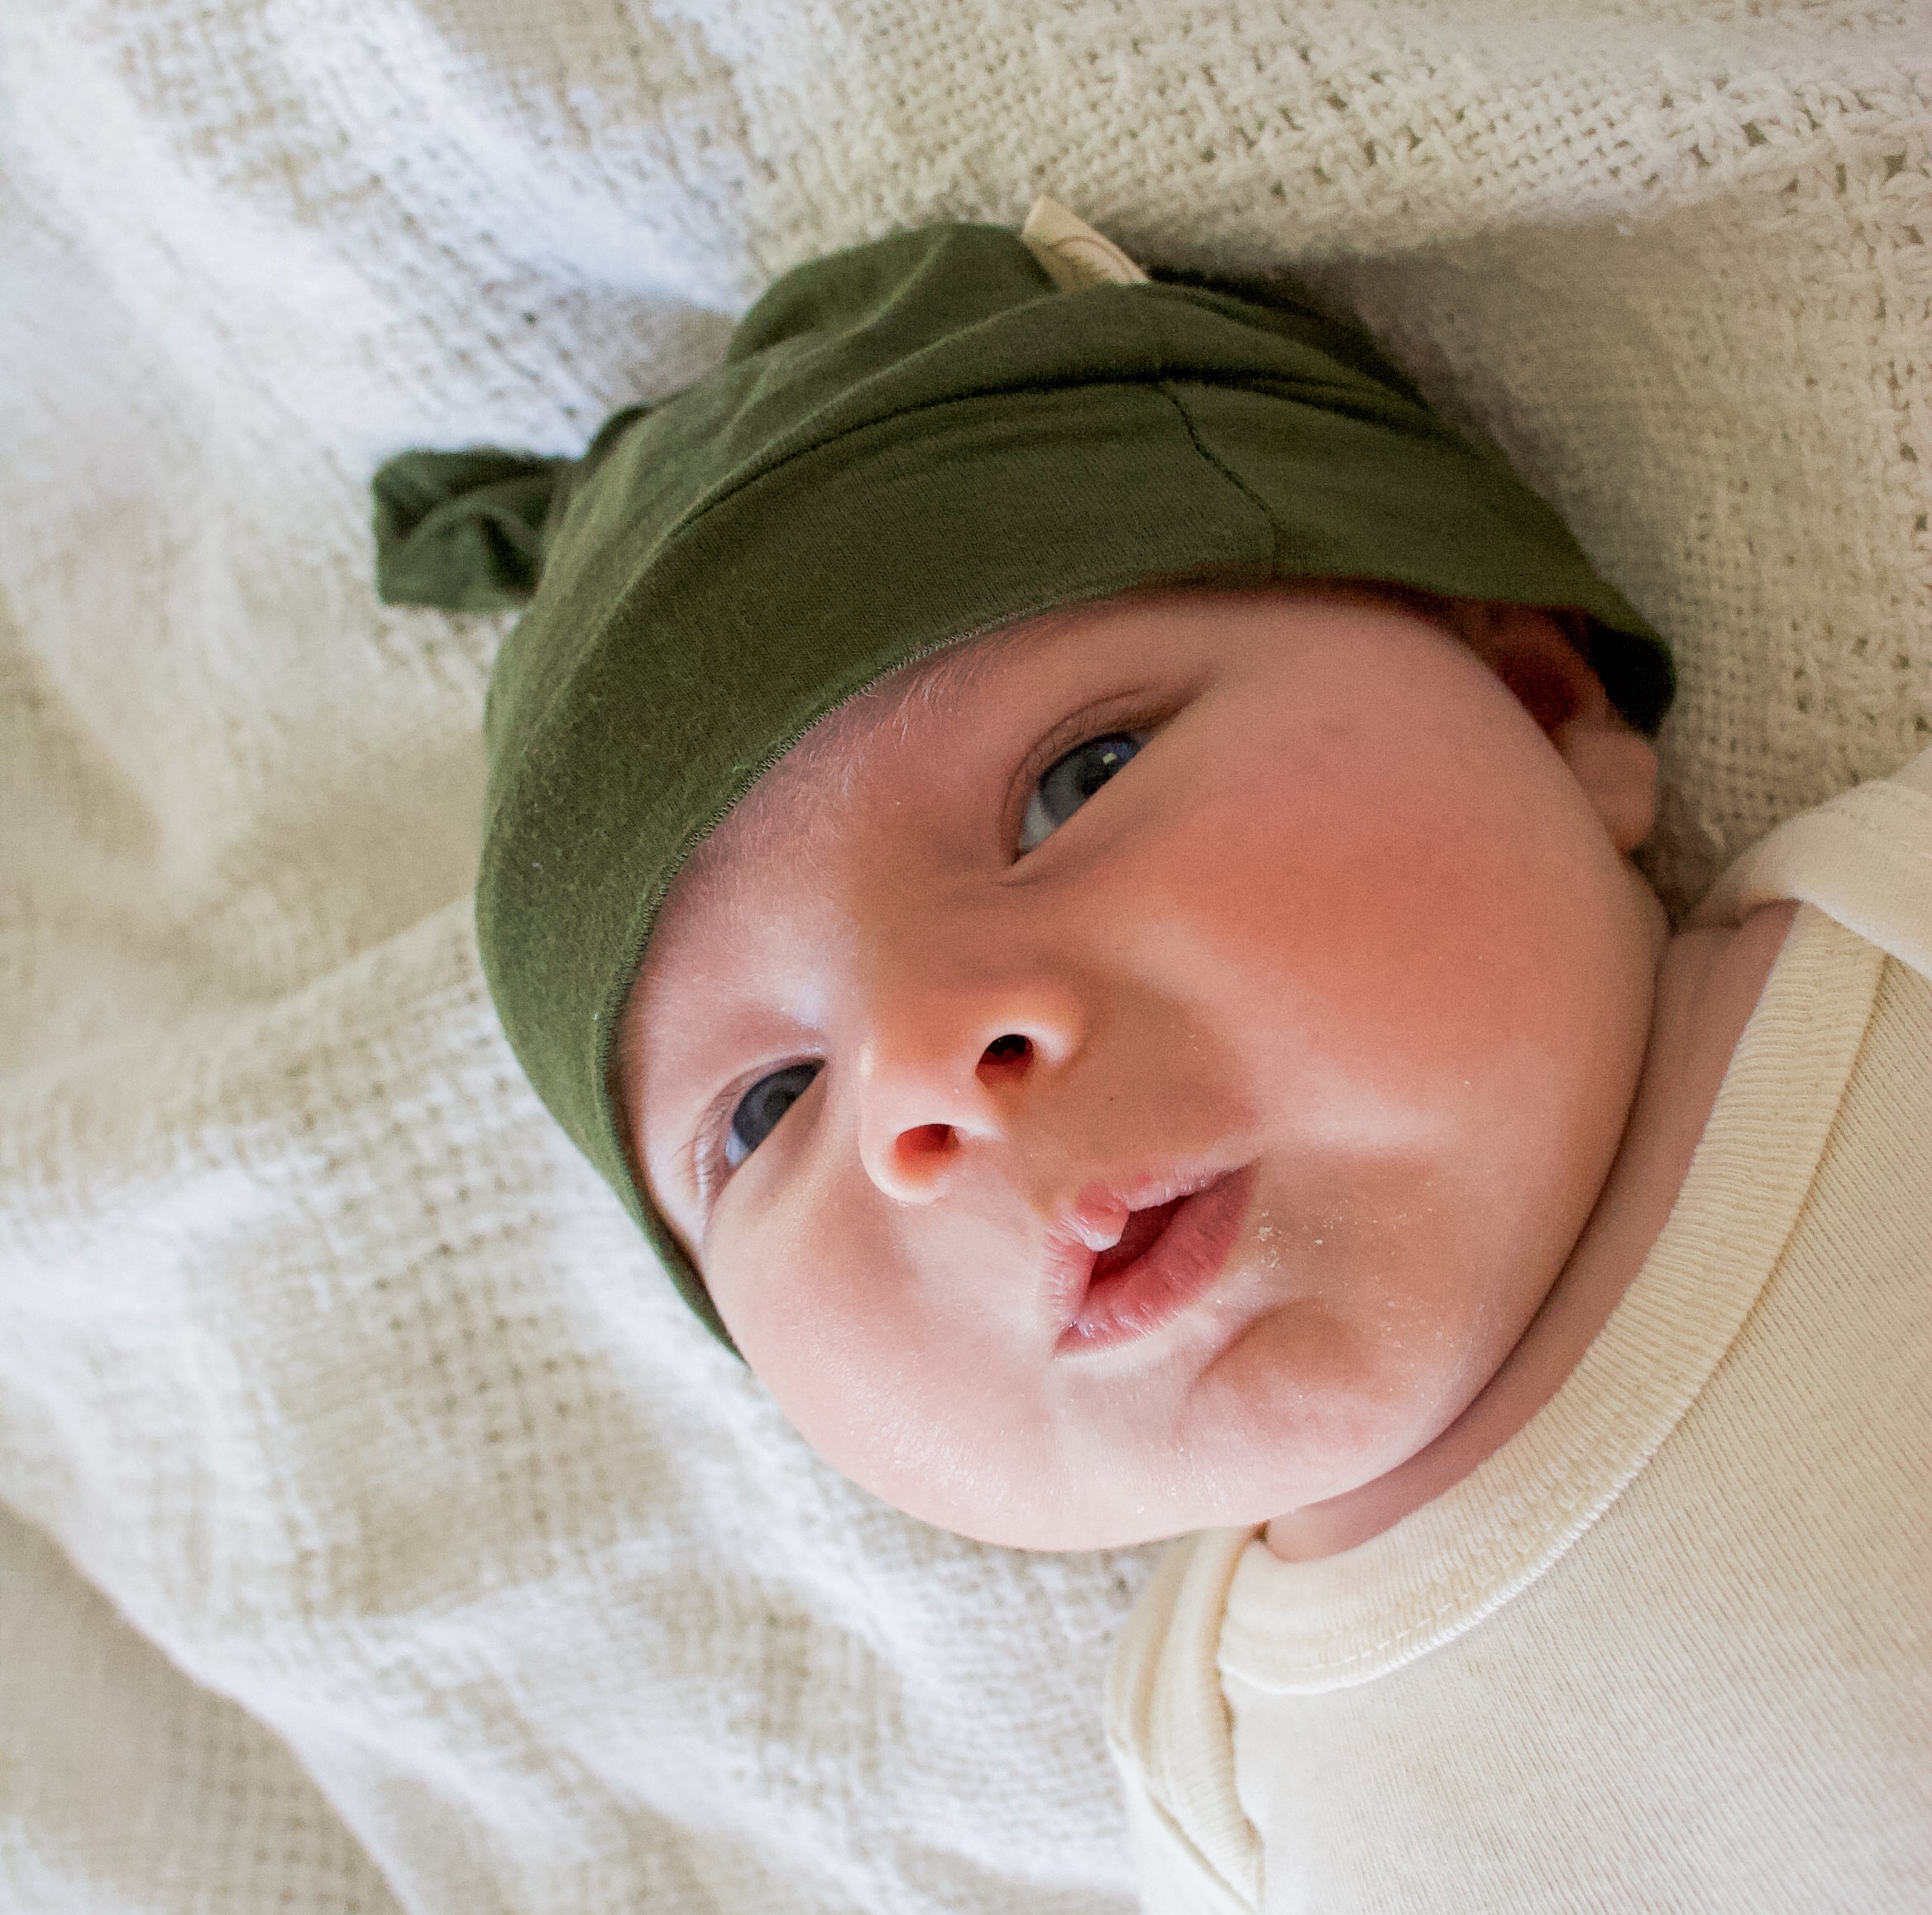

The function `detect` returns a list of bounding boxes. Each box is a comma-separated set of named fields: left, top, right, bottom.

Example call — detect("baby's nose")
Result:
left=854, top=1028, right=1043, bottom=1204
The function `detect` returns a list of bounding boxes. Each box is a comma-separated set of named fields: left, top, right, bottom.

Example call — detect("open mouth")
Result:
left=1088, top=1195, right=1188, bottom=1284
left=1059, top=1164, right=1255, bottom=1354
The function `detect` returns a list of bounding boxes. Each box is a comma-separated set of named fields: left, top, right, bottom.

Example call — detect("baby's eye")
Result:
left=722, top=1061, right=821, bottom=1171
left=1017, top=732, right=1145, bottom=854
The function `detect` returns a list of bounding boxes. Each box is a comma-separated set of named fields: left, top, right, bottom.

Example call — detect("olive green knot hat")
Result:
left=371, top=199, right=1675, bottom=1354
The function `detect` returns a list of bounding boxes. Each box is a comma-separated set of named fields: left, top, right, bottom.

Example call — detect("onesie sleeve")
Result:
left=1106, top=1529, right=1265, bottom=1914
left=1688, top=741, right=1932, bottom=979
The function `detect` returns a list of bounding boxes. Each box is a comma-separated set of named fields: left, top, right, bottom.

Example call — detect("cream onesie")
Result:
left=1106, top=744, right=1932, bottom=1914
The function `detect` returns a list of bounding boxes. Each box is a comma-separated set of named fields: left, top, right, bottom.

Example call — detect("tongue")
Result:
left=1091, top=1197, right=1184, bottom=1282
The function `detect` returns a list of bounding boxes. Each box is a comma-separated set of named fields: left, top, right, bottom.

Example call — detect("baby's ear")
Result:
left=1446, top=601, right=1659, bottom=854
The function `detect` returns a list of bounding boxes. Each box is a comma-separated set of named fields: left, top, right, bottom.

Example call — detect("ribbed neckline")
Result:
left=1217, top=902, right=1882, bottom=1693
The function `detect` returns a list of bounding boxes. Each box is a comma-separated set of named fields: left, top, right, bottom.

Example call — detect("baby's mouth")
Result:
left=1088, top=1196, right=1187, bottom=1283
left=1045, top=1163, right=1257, bottom=1354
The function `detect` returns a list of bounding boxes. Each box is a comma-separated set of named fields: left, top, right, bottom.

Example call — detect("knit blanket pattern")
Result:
left=2, top=2, right=1925, bottom=1909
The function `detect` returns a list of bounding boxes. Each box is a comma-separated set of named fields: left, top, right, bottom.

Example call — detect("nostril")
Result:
left=901, top=1123, right=954, bottom=1161
left=982, top=1033, right=1032, bottom=1069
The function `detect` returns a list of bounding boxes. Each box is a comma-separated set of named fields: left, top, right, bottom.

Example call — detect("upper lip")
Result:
left=1040, top=1160, right=1239, bottom=1323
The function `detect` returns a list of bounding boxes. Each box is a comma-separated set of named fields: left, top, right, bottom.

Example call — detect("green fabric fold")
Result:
left=372, top=448, right=573, bottom=611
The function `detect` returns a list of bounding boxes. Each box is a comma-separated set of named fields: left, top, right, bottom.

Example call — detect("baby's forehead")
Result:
left=663, top=604, right=1080, bottom=899
left=639, top=577, right=1450, bottom=985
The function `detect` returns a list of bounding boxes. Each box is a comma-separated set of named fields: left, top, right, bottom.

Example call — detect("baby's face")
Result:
left=624, top=583, right=1665, bottom=1549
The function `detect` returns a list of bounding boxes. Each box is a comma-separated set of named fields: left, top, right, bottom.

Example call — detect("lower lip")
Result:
left=1057, top=1164, right=1255, bottom=1354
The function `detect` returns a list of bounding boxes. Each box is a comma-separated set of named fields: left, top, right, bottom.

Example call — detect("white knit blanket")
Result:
left=2, top=3, right=1925, bottom=1909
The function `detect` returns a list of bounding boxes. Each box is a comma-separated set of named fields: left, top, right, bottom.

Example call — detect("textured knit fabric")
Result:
left=371, top=201, right=1671, bottom=1345
left=2, top=4, right=1928, bottom=1912
left=1107, top=744, right=1932, bottom=1914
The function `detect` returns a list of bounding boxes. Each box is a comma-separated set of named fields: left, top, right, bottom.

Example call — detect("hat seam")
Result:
left=1153, top=380, right=1284, bottom=570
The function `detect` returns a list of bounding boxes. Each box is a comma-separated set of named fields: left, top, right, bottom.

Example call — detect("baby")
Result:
left=375, top=200, right=1930, bottom=1912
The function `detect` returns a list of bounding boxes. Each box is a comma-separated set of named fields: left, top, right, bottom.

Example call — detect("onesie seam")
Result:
left=1820, top=795, right=1932, bottom=867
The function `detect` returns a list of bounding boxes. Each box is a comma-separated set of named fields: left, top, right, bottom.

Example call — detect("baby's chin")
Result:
left=857, top=1402, right=1465, bottom=1558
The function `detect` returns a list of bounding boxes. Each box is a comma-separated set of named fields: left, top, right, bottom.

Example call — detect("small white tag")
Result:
left=1020, top=194, right=1151, bottom=292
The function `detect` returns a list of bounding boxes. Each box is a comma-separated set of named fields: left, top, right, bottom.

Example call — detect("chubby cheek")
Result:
left=1164, top=690, right=1639, bottom=1145
left=1183, top=1238, right=1502, bottom=1511
left=709, top=1203, right=1048, bottom=1539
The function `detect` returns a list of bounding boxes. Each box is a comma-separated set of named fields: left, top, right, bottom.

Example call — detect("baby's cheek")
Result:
left=718, top=1215, right=1016, bottom=1521
left=710, top=1204, right=870, bottom=1415
left=1184, top=1268, right=1493, bottom=1510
